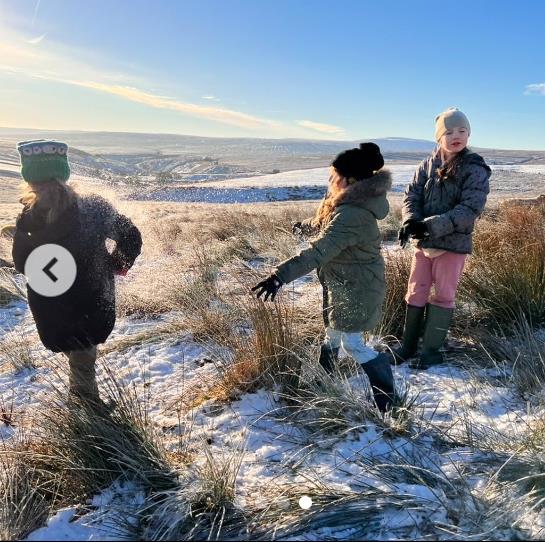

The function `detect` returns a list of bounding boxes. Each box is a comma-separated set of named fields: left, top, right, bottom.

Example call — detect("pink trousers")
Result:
left=405, top=248, right=467, bottom=309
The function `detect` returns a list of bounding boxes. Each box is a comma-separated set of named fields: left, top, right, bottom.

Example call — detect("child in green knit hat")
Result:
left=13, top=139, right=142, bottom=413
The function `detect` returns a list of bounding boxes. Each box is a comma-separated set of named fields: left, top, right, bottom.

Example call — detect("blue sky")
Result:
left=0, top=0, right=544, bottom=149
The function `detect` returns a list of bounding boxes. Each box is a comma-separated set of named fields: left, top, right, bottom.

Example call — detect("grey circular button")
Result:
left=24, top=244, right=77, bottom=297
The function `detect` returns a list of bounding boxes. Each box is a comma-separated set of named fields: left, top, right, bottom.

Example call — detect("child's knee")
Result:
left=405, top=284, right=431, bottom=307
left=340, top=333, right=377, bottom=364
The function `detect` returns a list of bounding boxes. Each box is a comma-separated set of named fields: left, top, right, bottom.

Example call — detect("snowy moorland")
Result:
left=128, top=163, right=545, bottom=204
left=1, top=190, right=545, bottom=540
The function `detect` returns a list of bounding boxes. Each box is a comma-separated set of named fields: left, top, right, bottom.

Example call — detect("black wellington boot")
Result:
left=362, top=352, right=396, bottom=413
left=391, top=304, right=425, bottom=364
left=318, top=343, right=339, bottom=374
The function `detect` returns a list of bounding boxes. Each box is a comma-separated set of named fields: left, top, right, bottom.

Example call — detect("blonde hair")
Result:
left=436, top=147, right=468, bottom=182
left=311, top=168, right=348, bottom=229
left=19, top=180, right=78, bottom=224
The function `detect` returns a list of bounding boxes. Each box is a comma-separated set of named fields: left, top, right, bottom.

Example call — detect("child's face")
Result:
left=329, top=167, right=348, bottom=190
left=439, top=126, right=469, bottom=154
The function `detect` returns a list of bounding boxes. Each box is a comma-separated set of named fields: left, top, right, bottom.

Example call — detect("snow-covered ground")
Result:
left=1, top=242, right=542, bottom=540
left=2, top=158, right=545, bottom=539
left=130, top=164, right=545, bottom=204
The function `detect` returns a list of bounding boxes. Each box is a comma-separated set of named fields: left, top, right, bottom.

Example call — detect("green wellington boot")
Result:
left=410, top=304, right=454, bottom=369
left=391, top=304, right=426, bottom=364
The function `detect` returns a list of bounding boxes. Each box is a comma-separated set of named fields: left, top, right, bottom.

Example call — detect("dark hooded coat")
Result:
left=275, top=170, right=391, bottom=332
left=12, top=194, right=142, bottom=352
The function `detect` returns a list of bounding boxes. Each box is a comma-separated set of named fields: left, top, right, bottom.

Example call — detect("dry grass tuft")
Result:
left=0, top=328, right=37, bottom=374
left=460, top=205, right=545, bottom=328
left=137, top=440, right=246, bottom=541
left=0, top=435, right=56, bottom=540
left=375, top=248, right=413, bottom=340
left=27, top=363, right=179, bottom=509
left=191, top=295, right=305, bottom=406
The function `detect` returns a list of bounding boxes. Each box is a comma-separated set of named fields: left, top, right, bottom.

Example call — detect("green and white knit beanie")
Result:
left=434, top=108, right=471, bottom=141
left=17, top=140, right=70, bottom=184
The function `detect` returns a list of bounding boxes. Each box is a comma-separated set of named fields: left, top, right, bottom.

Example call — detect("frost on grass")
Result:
left=1, top=196, right=545, bottom=540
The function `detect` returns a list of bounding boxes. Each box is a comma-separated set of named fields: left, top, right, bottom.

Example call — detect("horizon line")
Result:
left=0, top=125, right=543, bottom=153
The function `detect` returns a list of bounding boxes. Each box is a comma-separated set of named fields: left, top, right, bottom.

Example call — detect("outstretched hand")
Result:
left=251, top=274, right=283, bottom=302
left=292, top=221, right=303, bottom=235
left=110, top=250, right=131, bottom=276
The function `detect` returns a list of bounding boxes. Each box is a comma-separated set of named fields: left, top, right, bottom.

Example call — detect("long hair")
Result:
left=19, top=180, right=78, bottom=224
left=311, top=168, right=348, bottom=229
left=436, top=147, right=468, bottom=182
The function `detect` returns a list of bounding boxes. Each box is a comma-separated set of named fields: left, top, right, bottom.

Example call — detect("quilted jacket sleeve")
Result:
left=423, top=163, right=491, bottom=239
left=402, top=159, right=428, bottom=225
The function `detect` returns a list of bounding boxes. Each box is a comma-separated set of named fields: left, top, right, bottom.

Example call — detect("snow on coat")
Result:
left=12, top=195, right=142, bottom=352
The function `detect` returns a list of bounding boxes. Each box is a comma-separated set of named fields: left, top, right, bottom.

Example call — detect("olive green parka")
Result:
left=275, top=170, right=391, bottom=332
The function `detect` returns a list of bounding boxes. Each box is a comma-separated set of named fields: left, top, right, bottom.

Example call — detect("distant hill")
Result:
left=0, top=127, right=435, bottom=154
left=1, top=128, right=544, bottom=177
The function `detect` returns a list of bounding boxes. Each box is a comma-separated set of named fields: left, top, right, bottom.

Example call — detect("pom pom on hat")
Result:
left=17, top=140, right=70, bottom=184
left=434, top=108, right=471, bottom=142
left=331, top=142, right=384, bottom=180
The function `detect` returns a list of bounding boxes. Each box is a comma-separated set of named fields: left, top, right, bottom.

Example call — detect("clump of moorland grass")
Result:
left=460, top=205, right=545, bottom=329
left=137, top=441, right=246, bottom=541
left=30, top=361, right=178, bottom=508
left=246, top=448, right=523, bottom=541
left=274, top=358, right=419, bottom=443
left=0, top=268, right=25, bottom=306
left=472, top=316, right=545, bottom=395
left=189, top=294, right=305, bottom=407
left=379, top=201, right=403, bottom=242
left=374, top=248, right=413, bottom=340
left=0, top=435, right=56, bottom=540
left=0, top=328, right=37, bottom=374
left=203, top=205, right=308, bottom=261
left=459, top=413, right=545, bottom=523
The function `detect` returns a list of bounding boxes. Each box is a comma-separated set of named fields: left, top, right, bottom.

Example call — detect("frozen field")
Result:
left=130, top=164, right=545, bottom=204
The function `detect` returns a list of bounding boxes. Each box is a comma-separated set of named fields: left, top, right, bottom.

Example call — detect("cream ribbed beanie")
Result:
left=435, top=108, right=471, bottom=141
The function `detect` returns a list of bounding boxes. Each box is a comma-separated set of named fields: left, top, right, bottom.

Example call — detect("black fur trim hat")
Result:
left=331, top=142, right=384, bottom=180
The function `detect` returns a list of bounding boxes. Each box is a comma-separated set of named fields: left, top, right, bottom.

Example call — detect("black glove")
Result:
left=292, top=221, right=303, bottom=235
left=398, top=225, right=410, bottom=248
left=110, top=249, right=133, bottom=276
left=251, top=274, right=283, bottom=302
left=405, top=220, right=429, bottom=240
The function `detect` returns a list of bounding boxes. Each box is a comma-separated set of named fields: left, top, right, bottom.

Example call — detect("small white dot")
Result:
left=299, top=495, right=312, bottom=510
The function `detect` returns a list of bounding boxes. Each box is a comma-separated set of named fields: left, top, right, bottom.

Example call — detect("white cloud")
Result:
left=0, top=23, right=350, bottom=139
left=68, top=82, right=280, bottom=129
left=524, top=83, right=545, bottom=95
left=297, top=119, right=345, bottom=136
left=0, top=25, right=281, bottom=131
left=31, top=0, right=42, bottom=26
left=27, top=33, right=47, bottom=45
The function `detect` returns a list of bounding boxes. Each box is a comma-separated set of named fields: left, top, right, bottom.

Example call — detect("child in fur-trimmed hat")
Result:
left=252, top=143, right=397, bottom=413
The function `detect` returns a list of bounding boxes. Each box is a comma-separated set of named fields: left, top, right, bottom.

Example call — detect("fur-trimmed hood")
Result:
left=335, top=169, right=391, bottom=219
